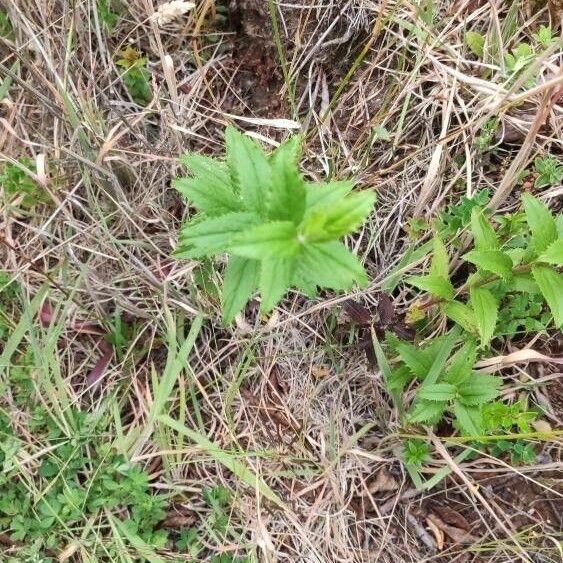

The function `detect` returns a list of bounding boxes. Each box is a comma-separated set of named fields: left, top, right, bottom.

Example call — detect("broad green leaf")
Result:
left=511, top=272, right=540, bottom=294
left=532, top=265, right=563, bottom=328
left=465, top=31, right=485, bottom=57
left=305, top=180, right=353, bottom=210
left=430, top=235, right=450, bottom=278
left=259, top=257, right=295, bottom=313
left=409, top=399, right=446, bottom=424
left=292, top=269, right=317, bottom=298
left=176, top=212, right=259, bottom=257
left=441, top=300, right=477, bottom=334
left=417, top=383, right=456, bottom=402
left=522, top=193, right=557, bottom=253
left=463, top=250, right=513, bottom=281
left=158, top=414, right=284, bottom=507
left=471, top=208, right=498, bottom=250
left=444, top=341, right=476, bottom=385
left=268, top=136, right=306, bottom=223
left=538, top=238, right=563, bottom=266
left=405, top=274, right=454, bottom=300
left=173, top=177, right=242, bottom=216
left=180, top=153, right=232, bottom=191
left=387, top=365, right=414, bottom=392
left=222, top=257, right=259, bottom=324
left=453, top=401, right=483, bottom=435
left=470, top=286, right=498, bottom=346
left=393, top=338, right=450, bottom=380
left=457, top=375, right=501, bottom=405
left=296, top=241, right=367, bottom=291
left=229, top=221, right=299, bottom=259
left=225, top=127, right=271, bottom=216
left=303, top=191, right=376, bottom=241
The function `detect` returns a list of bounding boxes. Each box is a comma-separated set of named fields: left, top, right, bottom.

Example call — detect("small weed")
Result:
left=0, top=10, right=13, bottom=38
left=1, top=158, right=46, bottom=209
left=174, top=127, right=375, bottom=324
left=116, top=47, right=152, bottom=105
left=437, top=189, right=490, bottom=240
left=475, top=118, right=500, bottom=152
left=96, top=0, right=124, bottom=33
left=403, top=439, right=432, bottom=470
left=533, top=155, right=563, bottom=189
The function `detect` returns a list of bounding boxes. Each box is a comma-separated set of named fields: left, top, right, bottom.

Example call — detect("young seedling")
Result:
left=174, top=127, right=376, bottom=324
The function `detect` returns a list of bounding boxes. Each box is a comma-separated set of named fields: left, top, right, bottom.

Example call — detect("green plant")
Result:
left=405, top=193, right=562, bottom=347
left=388, top=336, right=501, bottom=435
left=0, top=10, right=13, bottom=38
left=116, top=47, right=152, bottom=105
left=533, top=155, right=563, bottom=189
left=1, top=158, right=46, bottom=209
left=174, top=127, right=376, bottom=324
left=402, top=439, right=432, bottom=469
left=437, top=188, right=490, bottom=240
left=96, top=0, right=123, bottom=33
left=475, top=118, right=500, bottom=152
left=0, top=404, right=167, bottom=556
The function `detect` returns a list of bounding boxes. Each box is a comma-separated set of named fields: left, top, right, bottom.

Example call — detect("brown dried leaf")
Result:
left=343, top=299, right=371, bottom=326
left=366, top=469, right=398, bottom=494
left=475, top=348, right=563, bottom=372
left=377, top=293, right=396, bottom=327
left=426, top=517, right=445, bottom=550
left=311, top=365, right=329, bottom=379
left=430, top=503, right=470, bottom=531
left=427, top=513, right=478, bottom=545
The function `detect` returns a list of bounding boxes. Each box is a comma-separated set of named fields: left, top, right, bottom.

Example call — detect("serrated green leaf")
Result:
left=225, top=127, right=271, bottom=216
left=453, top=402, right=483, bottom=435
left=405, top=274, right=454, bottom=299
left=173, top=177, right=242, bottom=216
left=409, top=399, right=446, bottom=424
left=229, top=221, right=299, bottom=259
left=303, top=190, right=376, bottom=241
left=457, top=375, right=501, bottom=405
left=268, top=136, right=306, bottom=223
left=430, top=235, right=450, bottom=278
left=395, top=341, right=434, bottom=379
left=463, top=250, right=513, bottom=281
left=291, top=269, right=317, bottom=298
left=417, top=383, right=456, bottom=402
left=537, top=238, right=563, bottom=266
left=176, top=212, right=259, bottom=257
left=471, top=208, right=498, bottom=251
left=511, top=272, right=540, bottom=294
left=296, top=241, right=367, bottom=291
left=444, top=341, right=476, bottom=385
left=259, top=258, right=295, bottom=313
left=522, top=193, right=557, bottom=253
left=180, top=153, right=232, bottom=190
left=465, top=31, right=485, bottom=57
left=470, top=286, right=498, bottom=346
left=441, top=300, right=477, bottom=334
left=221, top=257, right=259, bottom=324
left=387, top=365, right=414, bottom=392
left=305, top=180, right=353, bottom=210
left=532, top=265, right=563, bottom=328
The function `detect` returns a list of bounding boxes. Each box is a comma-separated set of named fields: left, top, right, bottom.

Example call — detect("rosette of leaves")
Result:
left=405, top=193, right=563, bottom=346
left=388, top=336, right=501, bottom=435
left=174, top=127, right=375, bottom=324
